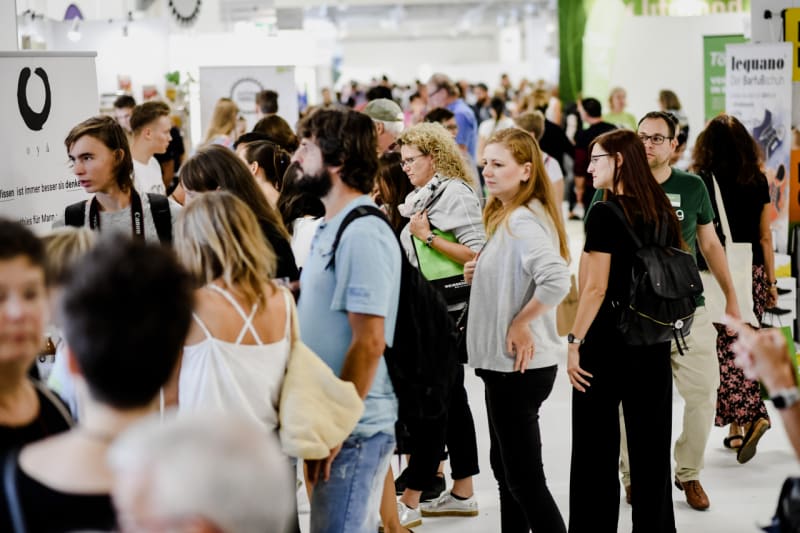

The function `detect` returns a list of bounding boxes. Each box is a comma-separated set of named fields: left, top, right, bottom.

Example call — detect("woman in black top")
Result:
left=692, top=114, right=775, bottom=458
left=4, top=238, right=193, bottom=532
left=181, top=145, right=299, bottom=282
left=567, top=130, right=682, bottom=533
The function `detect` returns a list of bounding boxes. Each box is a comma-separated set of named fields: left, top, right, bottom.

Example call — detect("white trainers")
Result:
left=420, top=490, right=479, bottom=517
left=378, top=501, right=422, bottom=532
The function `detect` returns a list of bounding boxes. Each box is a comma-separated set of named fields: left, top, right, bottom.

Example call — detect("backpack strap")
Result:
left=3, top=449, right=26, bottom=533
left=30, top=378, right=74, bottom=428
left=326, top=205, right=392, bottom=270
left=64, top=200, right=88, bottom=228
left=604, top=202, right=643, bottom=249
left=146, top=193, right=173, bottom=244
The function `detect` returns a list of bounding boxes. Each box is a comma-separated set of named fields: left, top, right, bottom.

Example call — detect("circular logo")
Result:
left=230, top=77, right=264, bottom=116
left=17, top=67, right=52, bottom=131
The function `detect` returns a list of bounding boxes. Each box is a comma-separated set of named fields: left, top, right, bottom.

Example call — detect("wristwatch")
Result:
left=771, top=387, right=800, bottom=409
left=567, top=333, right=584, bottom=345
left=425, top=233, right=436, bottom=247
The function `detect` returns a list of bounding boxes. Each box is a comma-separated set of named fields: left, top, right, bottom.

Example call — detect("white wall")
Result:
left=3, top=2, right=18, bottom=50
left=606, top=13, right=748, bottom=143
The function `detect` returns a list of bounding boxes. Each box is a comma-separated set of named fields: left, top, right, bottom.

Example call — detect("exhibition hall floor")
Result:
left=299, top=217, right=799, bottom=533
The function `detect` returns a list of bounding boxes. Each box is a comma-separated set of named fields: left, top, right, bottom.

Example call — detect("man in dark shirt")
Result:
left=571, top=98, right=616, bottom=219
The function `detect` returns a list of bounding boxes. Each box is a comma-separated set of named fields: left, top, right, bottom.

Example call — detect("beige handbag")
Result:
left=701, top=174, right=758, bottom=326
left=278, top=295, right=364, bottom=460
left=557, top=274, right=579, bottom=336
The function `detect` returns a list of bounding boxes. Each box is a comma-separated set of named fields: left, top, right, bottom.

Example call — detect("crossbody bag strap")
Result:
left=709, top=173, right=733, bottom=243
left=3, top=449, right=27, bottom=533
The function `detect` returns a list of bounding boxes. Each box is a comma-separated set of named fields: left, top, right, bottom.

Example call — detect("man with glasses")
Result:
left=427, top=73, right=478, bottom=162
left=592, top=111, right=739, bottom=511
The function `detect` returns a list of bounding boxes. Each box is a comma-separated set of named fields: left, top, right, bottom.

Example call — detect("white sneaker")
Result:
left=420, top=490, right=479, bottom=517
left=378, top=501, right=422, bottom=532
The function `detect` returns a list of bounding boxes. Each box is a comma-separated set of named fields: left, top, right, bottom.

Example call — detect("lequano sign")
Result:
left=622, top=0, right=749, bottom=16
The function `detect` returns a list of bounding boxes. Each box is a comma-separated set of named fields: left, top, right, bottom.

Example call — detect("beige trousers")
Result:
left=620, top=305, right=720, bottom=484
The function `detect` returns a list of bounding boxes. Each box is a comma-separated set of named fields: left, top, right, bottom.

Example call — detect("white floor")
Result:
left=299, top=217, right=800, bottom=533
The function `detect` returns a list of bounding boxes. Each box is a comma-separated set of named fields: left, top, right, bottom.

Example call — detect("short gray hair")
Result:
left=109, top=413, right=295, bottom=533
left=378, top=118, right=404, bottom=138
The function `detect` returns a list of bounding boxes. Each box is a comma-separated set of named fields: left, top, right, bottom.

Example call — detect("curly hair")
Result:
left=396, top=122, right=470, bottom=184
left=691, top=114, right=764, bottom=187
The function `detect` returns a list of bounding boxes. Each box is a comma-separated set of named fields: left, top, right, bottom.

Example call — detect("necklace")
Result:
left=78, top=426, right=116, bottom=443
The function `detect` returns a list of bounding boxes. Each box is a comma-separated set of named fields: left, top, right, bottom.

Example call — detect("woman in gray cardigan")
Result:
left=465, top=128, right=570, bottom=532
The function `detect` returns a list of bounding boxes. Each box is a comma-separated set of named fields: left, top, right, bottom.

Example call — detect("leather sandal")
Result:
left=723, top=434, right=744, bottom=449
left=737, top=418, right=770, bottom=464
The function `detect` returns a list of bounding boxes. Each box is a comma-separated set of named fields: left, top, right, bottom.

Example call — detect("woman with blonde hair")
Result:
left=464, top=128, right=570, bottom=532
left=390, top=121, right=484, bottom=526
left=203, top=97, right=239, bottom=149
left=171, top=190, right=300, bottom=532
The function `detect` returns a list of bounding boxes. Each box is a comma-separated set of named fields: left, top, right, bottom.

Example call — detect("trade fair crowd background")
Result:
left=2, top=70, right=800, bottom=533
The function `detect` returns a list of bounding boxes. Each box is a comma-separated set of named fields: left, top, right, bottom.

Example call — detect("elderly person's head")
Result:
left=396, top=122, right=470, bottom=188
left=363, top=98, right=404, bottom=155
left=110, top=414, right=295, bottom=533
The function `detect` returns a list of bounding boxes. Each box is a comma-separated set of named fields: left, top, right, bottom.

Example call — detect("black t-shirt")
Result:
left=699, top=171, right=770, bottom=266
left=0, top=383, right=71, bottom=452
left=539, top=120, right=575, bottom=174
left=259, top=220, right=300, bottom=281
left=1, top=456, right=116, bottom=532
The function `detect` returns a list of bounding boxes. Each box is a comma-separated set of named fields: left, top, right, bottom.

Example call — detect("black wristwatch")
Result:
left=771, top=388, right=800, bottom=409
left=567, top=333, right=584, bottom=345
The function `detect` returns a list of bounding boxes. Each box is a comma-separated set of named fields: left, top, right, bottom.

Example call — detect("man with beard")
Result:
left=292, top=109, right=402, bottom=533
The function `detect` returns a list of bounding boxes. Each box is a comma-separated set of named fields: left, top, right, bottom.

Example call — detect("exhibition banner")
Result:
left=0, top=52, right=97, bottom=234
left=198, top=66, right=299, bottom=135
left=784, top=8, right=800, bottom=82
left=726, top=42, right=792, bottom=251
left=703, top=34, right=746, bottom=122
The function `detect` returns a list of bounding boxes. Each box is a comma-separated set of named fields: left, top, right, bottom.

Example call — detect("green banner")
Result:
left=622, top=0, right=749, bottom=16
left=703, top=34, right=747, bottom=121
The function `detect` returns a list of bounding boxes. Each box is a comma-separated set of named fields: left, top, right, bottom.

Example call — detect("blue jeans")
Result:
left=310, top=431, right=395, bottom=533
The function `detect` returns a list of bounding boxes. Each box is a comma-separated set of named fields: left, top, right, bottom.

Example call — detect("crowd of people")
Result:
left=0, top=70, right=796, bottom=533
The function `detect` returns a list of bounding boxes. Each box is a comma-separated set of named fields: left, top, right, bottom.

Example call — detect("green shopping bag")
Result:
left=412, top=229, right=469, bottom=306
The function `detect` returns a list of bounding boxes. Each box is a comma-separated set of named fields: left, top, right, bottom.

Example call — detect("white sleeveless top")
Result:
left=179, top=285, right=292, bottom=432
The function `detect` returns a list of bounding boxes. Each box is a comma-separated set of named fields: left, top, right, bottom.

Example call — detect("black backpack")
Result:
left=64, top=193, right=173, bottom=244
left=607, top=202, right=703, bottom=353
left=327, top=205, right=458, bottom=421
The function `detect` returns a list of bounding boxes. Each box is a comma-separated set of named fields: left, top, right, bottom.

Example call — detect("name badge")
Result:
left=666, top=193, right=681, bottom=208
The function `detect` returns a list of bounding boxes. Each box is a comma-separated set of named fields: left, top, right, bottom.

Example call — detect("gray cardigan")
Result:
left=399, top=177, right=485, bottom=267
left=467, top=201, right=570, bottom=372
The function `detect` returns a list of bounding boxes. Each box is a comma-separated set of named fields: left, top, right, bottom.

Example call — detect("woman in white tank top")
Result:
left=170, top=191, right=292, bottom=432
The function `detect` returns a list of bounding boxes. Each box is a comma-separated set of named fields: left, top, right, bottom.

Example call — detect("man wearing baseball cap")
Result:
left=363, top=98, right=405, bottom=155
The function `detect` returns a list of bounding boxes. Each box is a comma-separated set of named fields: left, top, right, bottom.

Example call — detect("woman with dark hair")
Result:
left=181, top=145, right=299, bottom=282
left=692, top=114, right=774, bottom=459
left=237, top=140, right=292, bottom=208
left=253, top=115, right=300, bottom=153
left=374, top=152, right=415, bottom=234
left=477, top=97, right=514, bottom=160
left=568, top=129, right=682, bottom=533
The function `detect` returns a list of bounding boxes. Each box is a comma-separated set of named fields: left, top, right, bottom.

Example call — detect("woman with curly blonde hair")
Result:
left=389, top=121, right=485, bottom=527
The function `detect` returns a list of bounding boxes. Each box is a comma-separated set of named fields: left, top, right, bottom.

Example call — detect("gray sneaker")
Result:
left=420, top=490, right=479, bottom=517
left=378, top=501, right=422, bottom=532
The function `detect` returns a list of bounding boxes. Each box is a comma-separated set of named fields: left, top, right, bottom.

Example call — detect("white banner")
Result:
left=726, top=42, right=792, bottom=252
left=0, top=52, right=97, bottom=234
left=199, top=65, right=299, bottom=137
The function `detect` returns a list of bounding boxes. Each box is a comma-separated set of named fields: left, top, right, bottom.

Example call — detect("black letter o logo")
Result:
left=17, top=67, right=52, bottom=131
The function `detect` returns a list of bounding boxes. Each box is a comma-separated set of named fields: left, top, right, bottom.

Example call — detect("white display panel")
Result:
left=0, top=52, right=97, bottom=234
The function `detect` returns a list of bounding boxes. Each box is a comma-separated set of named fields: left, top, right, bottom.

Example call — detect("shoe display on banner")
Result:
left=420, top=490, right=479, bottom=517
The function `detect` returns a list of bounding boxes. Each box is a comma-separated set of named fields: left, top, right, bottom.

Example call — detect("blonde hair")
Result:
left=175, top=191, right=276, bottom=307
left=203, top=98, right=239, bottom=145
left=397, top=122, right=471, bottom=184
left=42, top=227, right=97, bottom=285
left=482, top=128, right=570, bottom=262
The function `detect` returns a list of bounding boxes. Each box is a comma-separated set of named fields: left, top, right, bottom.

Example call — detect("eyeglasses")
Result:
left=638, top=133, right=673, bottom=145
left=589, top=153, right=612, bottom=164
left=401, top=154, right=426, bottom=168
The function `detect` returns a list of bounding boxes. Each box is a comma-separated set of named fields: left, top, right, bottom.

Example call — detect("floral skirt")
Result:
left=714, top=264, right=770, bottom=427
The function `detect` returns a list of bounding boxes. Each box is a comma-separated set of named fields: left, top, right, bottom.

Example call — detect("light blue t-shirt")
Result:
left=298, top=196, right=401, bottom=437
left=448, top=98, right=478, bottom=161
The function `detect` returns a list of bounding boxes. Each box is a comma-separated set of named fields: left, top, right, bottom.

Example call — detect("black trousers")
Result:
left=478, top=366, right=566, bottom=533
left=569, top=340, right=675, bottom=533
left=404, top=363, right=480, bottom=489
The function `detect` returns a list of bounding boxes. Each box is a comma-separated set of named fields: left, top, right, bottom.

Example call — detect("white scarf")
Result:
left=398, top=175, right=443, bottom=218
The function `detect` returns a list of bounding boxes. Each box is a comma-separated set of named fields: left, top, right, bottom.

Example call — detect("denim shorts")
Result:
left=310, top=431, right=396, bottom=533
